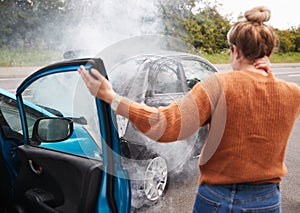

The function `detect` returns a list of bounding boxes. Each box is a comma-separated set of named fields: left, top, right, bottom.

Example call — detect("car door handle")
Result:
left=28, top=160, right=43, bottom=175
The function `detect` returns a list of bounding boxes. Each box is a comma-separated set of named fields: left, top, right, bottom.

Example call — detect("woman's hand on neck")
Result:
left=231, top=54, right=270, bottom=76
left=239, top=65, right=269, bottom=76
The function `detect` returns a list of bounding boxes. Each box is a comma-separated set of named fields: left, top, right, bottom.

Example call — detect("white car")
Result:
left=109, top=53, right=218, bottom=208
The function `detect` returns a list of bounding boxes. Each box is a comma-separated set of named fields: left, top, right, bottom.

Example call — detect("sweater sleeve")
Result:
left=115, top=82, right=212, bottom=142
left=285, top=82, right=300, bottom=116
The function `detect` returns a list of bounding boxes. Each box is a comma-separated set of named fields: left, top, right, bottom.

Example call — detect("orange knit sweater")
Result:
left=116, top=70, right=300, bottom=185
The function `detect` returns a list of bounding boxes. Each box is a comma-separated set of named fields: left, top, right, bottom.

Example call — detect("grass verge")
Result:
left=0, top=49, right=63, bottom=67
left=1, top=49, right=300, bottom=66
left=202, top=52, right=300, bottom=64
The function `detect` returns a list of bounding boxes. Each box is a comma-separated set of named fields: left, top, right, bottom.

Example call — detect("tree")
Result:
left=292, top=26, right=300, bottom=52
left=1, top=0, right=298, bottom=54
left=0, top=0, right=27, bottom=48
left=185, top=4, right=231, bottom=53
left=157, top=0, right=196, bottom=40
left=158, top=0, right=231, bottom=53
left=0, top=0, right=76, bottom=49
left=274, top=28, right=296, bottom=53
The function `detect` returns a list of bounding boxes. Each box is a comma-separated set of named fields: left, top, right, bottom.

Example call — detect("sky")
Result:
left=216, top=0, right=299, bottom=29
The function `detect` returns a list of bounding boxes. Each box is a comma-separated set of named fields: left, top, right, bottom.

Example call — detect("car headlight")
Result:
left=116, top=115, right=129, bottom=137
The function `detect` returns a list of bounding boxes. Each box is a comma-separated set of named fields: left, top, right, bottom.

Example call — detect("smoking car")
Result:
left=0, top=58, right=131, bottom=213
left=108, top=53, right=218, bottom=207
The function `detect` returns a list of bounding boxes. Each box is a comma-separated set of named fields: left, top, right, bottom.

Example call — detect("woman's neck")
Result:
left=240, top=65, right=268, bottom=76
left=233, top=59, right=268, bottom=76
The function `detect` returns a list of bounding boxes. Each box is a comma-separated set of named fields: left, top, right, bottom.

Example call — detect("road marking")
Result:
left=0, top=78, right=24, bottom=81
left=288, top=74, right=300, bottom=77
left=274, top=71, right=300, bottom=75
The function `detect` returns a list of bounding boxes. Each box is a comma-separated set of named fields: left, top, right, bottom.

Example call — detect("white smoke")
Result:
left=61, top=0, right=161, bottom=53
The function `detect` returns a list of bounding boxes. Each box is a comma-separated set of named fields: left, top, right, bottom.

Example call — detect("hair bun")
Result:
left=244, top=6, right=271, bottom=24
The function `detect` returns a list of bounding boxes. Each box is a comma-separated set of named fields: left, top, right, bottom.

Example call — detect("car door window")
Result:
left=181, top=59, right=216, bottom=89
left=21, top=71, right=102, bottom=160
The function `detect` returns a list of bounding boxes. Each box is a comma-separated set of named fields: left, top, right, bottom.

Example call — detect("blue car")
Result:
left=0, top=58, right=131, bottom=213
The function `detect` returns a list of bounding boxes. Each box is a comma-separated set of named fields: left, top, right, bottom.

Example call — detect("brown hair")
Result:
left=227, top=6, right=277, bottom=62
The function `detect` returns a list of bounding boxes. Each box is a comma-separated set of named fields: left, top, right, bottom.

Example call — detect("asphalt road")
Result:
left=0, top=64, right=299, bottom=213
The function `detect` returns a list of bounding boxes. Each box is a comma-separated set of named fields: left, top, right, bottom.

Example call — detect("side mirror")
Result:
left=32, top=117, right=73, bottom=144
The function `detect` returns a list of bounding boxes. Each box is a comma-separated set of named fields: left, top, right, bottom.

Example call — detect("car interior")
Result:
left=0, top=98, right=104, bottom=213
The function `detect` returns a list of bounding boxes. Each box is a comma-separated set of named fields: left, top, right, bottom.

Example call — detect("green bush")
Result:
left=0, top=49, right=62, bottom=67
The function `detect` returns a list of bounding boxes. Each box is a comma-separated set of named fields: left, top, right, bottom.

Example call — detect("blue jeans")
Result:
left=193, top=183, right=281, bottom=213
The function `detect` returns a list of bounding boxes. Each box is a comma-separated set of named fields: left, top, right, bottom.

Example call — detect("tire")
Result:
left=143, top=156, right=168, bottom=201
left=129, top=156, right=169, bottom=210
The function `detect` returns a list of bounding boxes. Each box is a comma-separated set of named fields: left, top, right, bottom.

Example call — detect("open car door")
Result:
left=1, top=58, right=131, bottom=213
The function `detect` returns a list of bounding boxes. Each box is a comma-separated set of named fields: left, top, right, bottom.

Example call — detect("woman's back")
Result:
left=199, top=70, right=300, bottom=184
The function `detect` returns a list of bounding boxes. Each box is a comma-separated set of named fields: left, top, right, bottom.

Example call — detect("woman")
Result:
left=78, top=6, right=300, bottom=212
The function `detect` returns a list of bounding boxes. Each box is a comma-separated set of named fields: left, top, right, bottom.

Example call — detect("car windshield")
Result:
left=109, top=56, right=150, bottom=99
